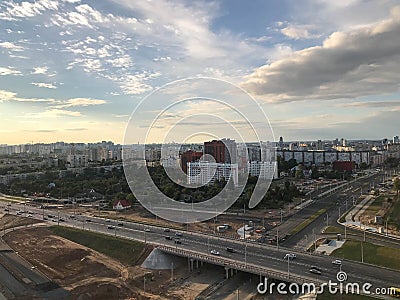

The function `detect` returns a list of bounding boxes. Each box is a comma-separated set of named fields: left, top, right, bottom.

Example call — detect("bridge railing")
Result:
left=157, top=245, right=323, bottom=286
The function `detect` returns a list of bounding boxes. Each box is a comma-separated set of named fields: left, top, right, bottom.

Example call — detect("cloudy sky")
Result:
left=1, top=0, right=400, bottom=144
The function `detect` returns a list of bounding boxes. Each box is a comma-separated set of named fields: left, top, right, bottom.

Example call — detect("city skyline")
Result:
left=1, top=1, right=400, bottom=144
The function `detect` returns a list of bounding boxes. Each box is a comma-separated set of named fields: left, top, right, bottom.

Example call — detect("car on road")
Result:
left=332, top=259, right=342, bottom=265
left=27, top=214, right=32, bottom=218
left=309, top=267, right=322, bottom=275
left=69, top=215, right=75, bottom=219
left=117, top=222, right=123, bottom=227
left=164, top=228, right=170, bottom=232
left=144, top=228, right=151, bottom=232
left=210, top=250, right=220, bottom=256
left=284, top=253, right=296, bottom=260
left=226, top=247, right=235, bottom=253
left=86, top=219, right=91, bottom=222
left=175, top=232, right=183, bottom=237
left=107, top=225, right=115, bottom=230
left=165, top=236, right=172, bottom=240
left=310, top=266, right=322, bottom=272
left=16, top=211, right=22, bottom=215
left=174, top=239, right=182, bottom=244
left=4, top=208, right=9, bottom=212
left=59, top=218, right=65, bottom=222
left=105, top=219, right=111, bottom=222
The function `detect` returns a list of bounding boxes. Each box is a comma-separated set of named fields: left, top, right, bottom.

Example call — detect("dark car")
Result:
left=117, top=222, right=124, bottom=227
left=108, top=225, right=115, bottom=230
left=310, top=266, right=322, bottom=272
left=174, top=240, right=182, bottom=244
left=164, top=228, right=170, bottom=232
left=226, top=247, right=235, bottom=253
left=309, top=268, right=322, bottom=275
left=165, top=236, right=173, bottom=240
left=86, top=219, right=91, bottom=222
left=175, top=232, right=182, bottom=237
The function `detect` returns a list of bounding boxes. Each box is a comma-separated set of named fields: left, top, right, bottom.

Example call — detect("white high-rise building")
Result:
left=248, top=161, right=278, bottom=179
left=187, top=161, right=238, bottom=186
left=66, top=154, right=88, bottom=168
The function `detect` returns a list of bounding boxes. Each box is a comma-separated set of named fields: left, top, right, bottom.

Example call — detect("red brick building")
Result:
left=180, top=150, right=202, bottom=173
left=332, top=161, right=356, bottom=172
left=204, top=140, right=226, bottom=163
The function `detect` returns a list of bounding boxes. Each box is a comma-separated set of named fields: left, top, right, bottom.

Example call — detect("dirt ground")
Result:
left=0, top=213, right=41, bottom=230
left=2, top=223, right=220, bottom=300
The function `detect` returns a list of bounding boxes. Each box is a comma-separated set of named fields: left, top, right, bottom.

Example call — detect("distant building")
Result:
left=187, top=161, right=238, bottom=186
left=332, top=161, right=356, bottom=172
left=112, top=200, right=131, bottom=211
left=247, top=161, right=278, bottom=179
left=204, top=138, right=237, bottom=164
left=66, top=154, right=88, bottom=168
left=180, top=150, right=202, bottom=173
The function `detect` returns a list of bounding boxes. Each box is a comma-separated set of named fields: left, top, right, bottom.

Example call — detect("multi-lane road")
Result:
left=1, top=201, right=399, bottom=298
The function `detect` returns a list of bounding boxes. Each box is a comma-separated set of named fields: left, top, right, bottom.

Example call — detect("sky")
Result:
left=1, top=0, right=400, bottom=145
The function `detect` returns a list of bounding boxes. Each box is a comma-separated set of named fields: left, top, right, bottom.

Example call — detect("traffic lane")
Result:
left=5, top=203, right=400, bottom=288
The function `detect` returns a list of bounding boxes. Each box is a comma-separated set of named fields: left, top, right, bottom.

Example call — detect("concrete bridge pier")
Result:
left=225, top=267, right=230, bottom=279
left=188, top=258, right=195, bottom=272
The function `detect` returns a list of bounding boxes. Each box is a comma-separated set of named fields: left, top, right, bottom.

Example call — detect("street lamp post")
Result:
left=276, top=228, right=279, bottom=249
left=244, top=243, right=247, bottom=267
left=361, top=241, right=364, bottom=263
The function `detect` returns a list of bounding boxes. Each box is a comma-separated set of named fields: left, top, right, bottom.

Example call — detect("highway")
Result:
left=1, top=201, right=399, bottom=298
left=281, top=170, right=390, bottom=249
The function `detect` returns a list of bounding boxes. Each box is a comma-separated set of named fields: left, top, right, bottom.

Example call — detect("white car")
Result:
left=210, top=250, right=220, bottom=256
left=332, top=259, right=342, bottom=265
left=144, top=228, right=151, bottom=232
left=284, top=253, right=296, bottom=260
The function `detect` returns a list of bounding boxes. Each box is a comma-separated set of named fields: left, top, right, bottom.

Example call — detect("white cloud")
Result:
left=0, top=66, right=21, bottom=75
left=31, top=109, right=82, bottom=118
left=0, top=0, right=59, bottom=20
left=31, top=82, right=57, bottom=89
left=0, top=41, right=23, bottom=51
left=281, top=24, right=320, bottom=39
left=32, top=66, right=48, bottom=74
left=0, top=89, right=17, bottom=101
left=53, top=97, right=106, bottom=108
left=242, top=6, right=400, bottom=102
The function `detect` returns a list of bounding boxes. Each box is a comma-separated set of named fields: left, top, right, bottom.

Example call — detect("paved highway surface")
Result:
left=1, top=202, right=399, bottom=298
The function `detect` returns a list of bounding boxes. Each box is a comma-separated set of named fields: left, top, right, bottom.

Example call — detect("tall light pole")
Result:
left=385, top=219, right=389, bottom=236
left=276, top=228, right=279, bottom=249
left=287, top=256, right=290, bottom=279
left=361, top=241, right=364, bottom=263
left=244, top=243, right=247, bottom=267
left=326, top=213, right=329, bottom=227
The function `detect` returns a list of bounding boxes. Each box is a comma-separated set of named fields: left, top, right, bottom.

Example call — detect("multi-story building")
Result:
left=247, top=161, right=278, bottom=179
left=204, top=138, right=237, bottom=164
left=187, top=161, right=238, bottom=186
left=66, top=154, right=88, bottom=168
left=180, top=150, right=202, bottom=173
